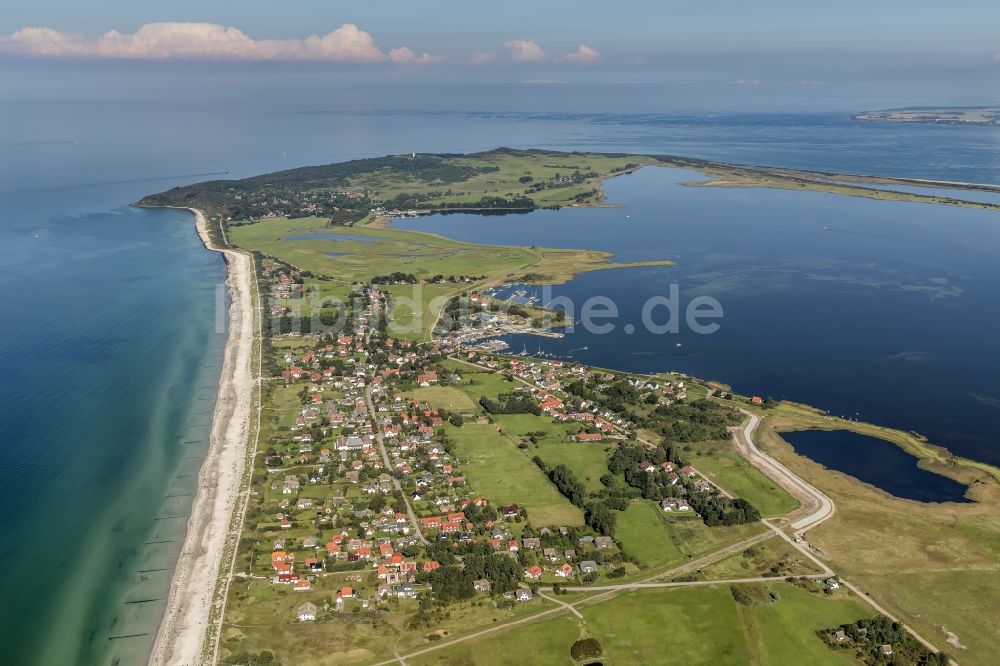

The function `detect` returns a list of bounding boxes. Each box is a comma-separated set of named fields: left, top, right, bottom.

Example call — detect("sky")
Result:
left=0, top=1, right=997, bottom=112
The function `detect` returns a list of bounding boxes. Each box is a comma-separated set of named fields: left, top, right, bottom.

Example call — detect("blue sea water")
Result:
left=0, top=200, right=226, bottom=665
left=394, top=167, right=1000, bottom=473
left=1, top=95, right=999, bottom=663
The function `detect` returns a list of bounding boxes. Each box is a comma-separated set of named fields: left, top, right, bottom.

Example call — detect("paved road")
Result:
left=366, top=385, right=428, bottom=545
left=558, top=573, right=830, bottom=593
left=436, top=360, right=946, bottom=661
left=733, top=409, right=948, bottom=660
left=839, top=579, right=948, bottom=657
left=735, top=410, right=834, bottom=532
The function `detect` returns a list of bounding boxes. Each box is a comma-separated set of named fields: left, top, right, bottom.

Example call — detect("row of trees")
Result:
left=533, top=459, right=587, bottom=506
left=479, top=392, right=541, bottom=415
left=370, top=272, right=418, bottom=284
left=532, top=457, right=618, bottom=536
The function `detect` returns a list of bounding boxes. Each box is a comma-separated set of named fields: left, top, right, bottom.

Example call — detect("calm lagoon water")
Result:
left=2, top=97, right=1000, bottom=663
left=393, top=167, right=1000, bottom=472
left=781, top=430, right=970, bottom=503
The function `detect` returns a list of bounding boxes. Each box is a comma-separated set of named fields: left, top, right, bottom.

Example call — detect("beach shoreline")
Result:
left=149, top=208, right=256, bottom=665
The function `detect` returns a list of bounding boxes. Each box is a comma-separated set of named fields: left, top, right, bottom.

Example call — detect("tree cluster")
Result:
left=817, top=615, right=949, bottom=666
left=479, top=392, right=541, bottom=415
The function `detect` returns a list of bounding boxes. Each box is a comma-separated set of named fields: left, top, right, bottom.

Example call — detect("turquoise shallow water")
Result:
left=0, top=203, right=226, bottom=664
left=1, top=97, right=999, bottom=664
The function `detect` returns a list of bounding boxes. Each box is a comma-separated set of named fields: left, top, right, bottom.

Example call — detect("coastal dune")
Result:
left=150, top=209, right=256, bottom=665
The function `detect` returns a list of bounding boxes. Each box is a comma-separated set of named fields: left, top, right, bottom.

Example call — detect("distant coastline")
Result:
left=853, top=105, right=1000, bottom=127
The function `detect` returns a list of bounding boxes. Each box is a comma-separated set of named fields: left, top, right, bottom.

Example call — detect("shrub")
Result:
left=570, top=638, right=603, bottom=660
left=730, top=584, right=754, bottom=606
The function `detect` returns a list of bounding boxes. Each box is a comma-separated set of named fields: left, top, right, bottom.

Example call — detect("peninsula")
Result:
left=140, top=149, right=1000, bottom=666
left=853, top=106, right=1000, bottom=127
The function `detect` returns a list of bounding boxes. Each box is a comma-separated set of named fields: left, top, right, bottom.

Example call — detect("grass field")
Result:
left=232, top=215, right=669, bottom=313
left=531, top=438, right=612, bottom=493
left=691, top=164, right=1000, bottom=212
left=221, top=579, right=556, bottom=665
left=582, top=586, right=748, bottom=663
left=382, top=282, right=456, bottom=340
left=856, top=570, right=1000, bottom=660
left=411, top=582, right=872, bottom=665
left=615, top=499, right=768, bottom=571
left=230, top=216, right=671, bottom=340
left=445, top=423, right=584, bottom=526
left=348, top=150, right=656, bottom=209
left=262, top=382, right=313, bottom=432
left=454, top=370, right=519, bottom=403
left=408, top=613, right=583, bottom=666
left=754, top=404, right=1000, bottom=664
left=406, top=386, right=478, bottom=412
left=693, top=534, right=823, bottom=580
left=692, top=448, right=800, bottom=517
left=615, top=500, right=685, bottom=568
left=493, top=412, right=579, bottom=440
left=739, top=583, right=871, bottom=665
left=490, top=413, right=571, bottom=439
left=231, top=217, right=539, bottom=283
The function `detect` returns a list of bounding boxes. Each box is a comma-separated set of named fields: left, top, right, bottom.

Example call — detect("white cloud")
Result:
left=505, top=40, right=546, bottom=62
left=556, top=44, right=600, bottom=63
left=388, top=46, right=442, bottom=64
left=470, top=51, right=497, bottom=65
left=0, top=22, right=440, bottom=63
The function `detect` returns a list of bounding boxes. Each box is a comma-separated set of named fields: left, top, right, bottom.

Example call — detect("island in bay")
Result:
left=138, top=149, right=1000, bottom=665
left=853, top=105, right=1000, bottom=126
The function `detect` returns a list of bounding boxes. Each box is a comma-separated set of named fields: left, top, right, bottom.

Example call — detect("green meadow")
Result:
left=444, top=422, right=584, bottom=527
left=692, top=448, right=800, bottom=517
left=230, top=215, right=670, bottom=340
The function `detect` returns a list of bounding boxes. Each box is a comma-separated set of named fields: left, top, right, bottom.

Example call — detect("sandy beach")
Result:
left=149, top=209, right=257, bottom=665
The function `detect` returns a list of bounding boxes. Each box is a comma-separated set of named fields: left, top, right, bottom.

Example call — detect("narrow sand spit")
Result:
left=149, top=209, right=255, bottom=665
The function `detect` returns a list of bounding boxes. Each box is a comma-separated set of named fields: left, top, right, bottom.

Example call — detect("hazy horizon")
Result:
left=1, top=0, right=997, bottom=113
